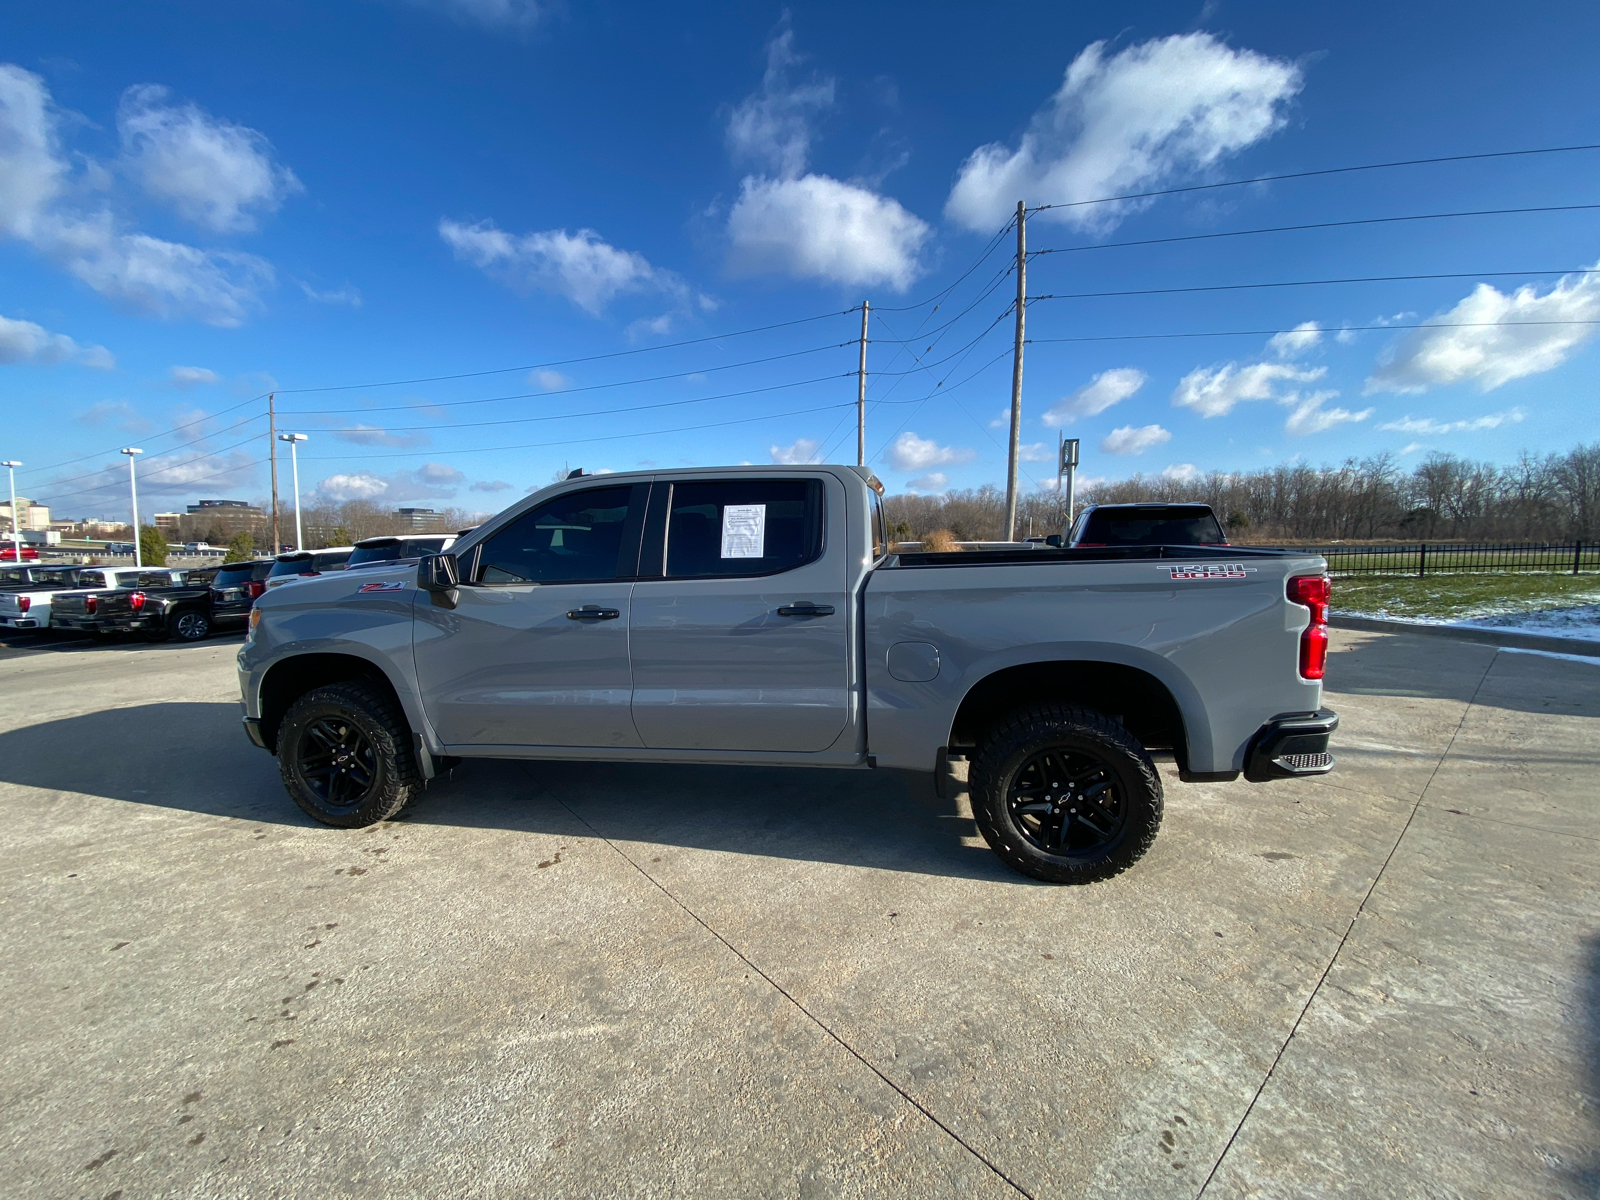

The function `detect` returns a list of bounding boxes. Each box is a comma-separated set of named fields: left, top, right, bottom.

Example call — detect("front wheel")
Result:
left=969, top=704, right=1163, bottom=885
left=169, top=609, right=211, bottom=642
left=278, top=682, right=421, bottom=828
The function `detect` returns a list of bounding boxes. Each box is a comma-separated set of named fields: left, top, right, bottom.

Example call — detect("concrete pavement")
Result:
left=0, top=629, right=1594, bottom=1198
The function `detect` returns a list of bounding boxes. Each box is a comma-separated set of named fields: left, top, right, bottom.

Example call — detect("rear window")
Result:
left=136, top=572, right=175, bottom=587
left=347, top=539, right=446, bottom=568
left=312, top=550, right=352, bottom=571
left=76, top=571, right=108, bottom=588
left=0, top=568, right=28, bottom=586
left=213, top=563, right=258, bottom=585
left=1078, top=507, right=1225, bottom=547
left=267, top=556, right=315, bottom=578
left=32, top=569, right=78, bottom=588
left=665, top=479, right=824, bottom=579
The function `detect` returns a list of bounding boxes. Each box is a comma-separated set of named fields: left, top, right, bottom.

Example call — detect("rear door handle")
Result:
left=566, top=605, right=621, bottom=621
left=777, top=603, right=835, bottom=617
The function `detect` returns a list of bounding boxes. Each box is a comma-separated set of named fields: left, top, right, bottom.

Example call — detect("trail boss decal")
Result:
left=357, top=581, right=408, bottom=593
left=1163, top=563, right=1257, bottom=581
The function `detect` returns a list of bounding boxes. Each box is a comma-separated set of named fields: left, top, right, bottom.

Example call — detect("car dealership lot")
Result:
left=0, top=630, right=1594, bottom=1198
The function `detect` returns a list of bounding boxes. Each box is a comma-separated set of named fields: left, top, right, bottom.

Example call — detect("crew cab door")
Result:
left=628, top=475, right=849, bottom=751
left=413, top=484, right=647, bottom=749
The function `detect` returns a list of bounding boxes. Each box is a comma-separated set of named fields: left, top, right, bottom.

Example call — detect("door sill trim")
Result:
left=442, top=744, right=871, bottom=768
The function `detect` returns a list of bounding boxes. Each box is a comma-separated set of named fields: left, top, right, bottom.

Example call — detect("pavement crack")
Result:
left=542, top=784, right=1036, bottom=1200
left=1194, top=651, right=1502, bottom=1198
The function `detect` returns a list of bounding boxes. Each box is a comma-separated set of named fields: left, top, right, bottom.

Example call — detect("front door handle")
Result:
left=777, top=603, right=835, bottom=617
left=566, top=605, right=621, bottom=621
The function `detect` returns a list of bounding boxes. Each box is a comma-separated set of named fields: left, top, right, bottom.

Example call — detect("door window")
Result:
left=665, top=479, right=823, bottom=579
left=476, top=486, right=639, bottom=583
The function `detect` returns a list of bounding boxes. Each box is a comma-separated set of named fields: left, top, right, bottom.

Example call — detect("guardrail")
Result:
left=1305, top=541, right=1596, bottom=576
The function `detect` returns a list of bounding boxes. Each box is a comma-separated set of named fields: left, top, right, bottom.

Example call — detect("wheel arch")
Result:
left=257, top=652, right=408, bottom=754
left=948, top=658, right=1195, bottom=770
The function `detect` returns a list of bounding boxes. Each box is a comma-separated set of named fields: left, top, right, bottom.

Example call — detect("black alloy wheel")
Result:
left=969, top=703, right=1163, bottom=885
left=171, top=610, right=210, bottom=641
left=296, top=717, right=379, bottom=811
left=1006, top=747, right=1127, bottom=856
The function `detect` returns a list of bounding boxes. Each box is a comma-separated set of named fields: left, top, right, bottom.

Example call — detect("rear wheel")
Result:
left=969, top=704, right=1163, bottom=885
left=169, top=608, right=211, bottom=642
left=278, top=682, right=420, bottom=828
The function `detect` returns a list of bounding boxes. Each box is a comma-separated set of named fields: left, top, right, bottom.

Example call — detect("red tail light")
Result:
left=130, top=591, right=146, bottom=612
left=17, top=596, right=28, bottom=613
left=1288, top=574, right=1331, bottom=680
left=247, top=580, right=266, bottom=599
left=86, top=595, right=97, bottom=614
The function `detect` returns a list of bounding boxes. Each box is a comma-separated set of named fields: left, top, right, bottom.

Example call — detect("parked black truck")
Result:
left=51, top=569, right=218, bottom=641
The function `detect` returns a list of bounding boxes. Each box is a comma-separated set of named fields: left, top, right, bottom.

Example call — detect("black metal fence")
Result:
left=1299, top=541, right=1597, bottom=576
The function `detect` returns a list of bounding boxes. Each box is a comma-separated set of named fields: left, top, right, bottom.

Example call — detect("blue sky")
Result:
left=3, top=1, right=1599, bottom=517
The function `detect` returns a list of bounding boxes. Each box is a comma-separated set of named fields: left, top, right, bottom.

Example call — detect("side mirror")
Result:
left=1045, top=535, right=1063, bottom=548
left=418, top=553, right=460, bottom=607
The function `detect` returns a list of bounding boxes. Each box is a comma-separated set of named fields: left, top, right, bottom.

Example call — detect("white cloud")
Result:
left=1042, top=366, right=1146, bottom=425
left=331, top=423, right=432, bottom=450
left=1268, top=321, right=1321, bottom=358
left=76, top=400, right=149, bottom=433
left=43, top=447, right=257, bottom=505
left=470, top=479, right=512, bottom=492
left=316, top=461, right=465, bottom=503
left=169, top=364, right=219, bottom=387
left=725, top=26, right=834, bottom=177
left=1378, top=409, right=1524, bottom=435
left=769, top=437, right=823, bottom=464
left=440, top=219, right=686, bottom=315
left=885, top=432, right=975, bottom=472
left=946, top=33, right=1302, bottom=232
left=1364, top=266, right=1600, bottom=394
left=726, top=174, right=930, bottom=291
left=530, top=369, right=571, bottom=391
left=300, top=282, right=361, bottom=307
left=1172, top=361, right=1325, bottom=417
left=1101, top=424, right=1171, bottom=455
left=316, top=472, right=389, bottom=502
left=0, top=313, right=113, bottom=368
left=0, top=67, right=274, bottom=326
left=1162, top=463, right=1201, bottom=483
left=1019, top=443, right=1053, bottom=463
left=1282, top=391, right=1372, bottom=437
left=988, top=407, right=1010, bottom=428
left=906, top=473, right=949, bottom=493
left=117, top=84, right=301, bottom=232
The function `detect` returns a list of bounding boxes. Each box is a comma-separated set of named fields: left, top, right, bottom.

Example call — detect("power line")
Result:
left=40, top=428, right=268, bottom=494
left=44, top=449, right=266, bottom=504
left=278, top=343, right=850, bottom=418
left=1029, top=268, right=1600, bottom=304
left=16, top=393, right=269, bottom=481
left=271, top=310, right=856, bottom=396
left=1026, top=319, right=1600, bottom=345
left=1028, top=142, right=1600, bottom=215
left=1029, top=203, right=1600, bottom=258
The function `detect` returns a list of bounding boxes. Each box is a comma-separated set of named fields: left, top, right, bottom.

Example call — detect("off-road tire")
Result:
left=168, top=608, right=211, bottom=642
left=278, top=682, right=420, bottom=828
left=969, top=703, right=1163, bottom=885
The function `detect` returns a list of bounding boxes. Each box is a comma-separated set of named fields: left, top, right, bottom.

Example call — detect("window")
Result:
left=77, top=572, right=107, bottom=589
left=477, top=486, right=637, bottom=584
left=665, top=479, right=823, bottom=579
left=346, top=538, right=448, bottom=568
left=870, top=489, right=888, bottom=560
left=1078, top=506, right=1226, bottom=547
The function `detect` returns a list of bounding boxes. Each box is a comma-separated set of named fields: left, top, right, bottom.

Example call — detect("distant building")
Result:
left=186, top=499, right=264, bottom=517
left=393, top=507, right=445, bottom=531
left=153, top=512, right=183, bottom=531
left=0, top=498, right=51, bottom=531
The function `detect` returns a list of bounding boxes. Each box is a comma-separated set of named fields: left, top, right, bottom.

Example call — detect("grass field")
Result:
left=1333, top=572, right=1600, bottom=621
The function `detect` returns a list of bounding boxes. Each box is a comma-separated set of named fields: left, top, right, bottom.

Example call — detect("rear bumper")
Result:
left=0, top=617, right=39, bottom=629
left=1244, top=708, right=1339, bottom=782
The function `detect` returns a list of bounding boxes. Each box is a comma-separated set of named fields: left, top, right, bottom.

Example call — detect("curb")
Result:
left=1330, top=614, right=1600, bottom=658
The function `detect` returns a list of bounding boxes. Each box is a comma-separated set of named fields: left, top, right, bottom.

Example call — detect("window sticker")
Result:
left=720, top=504, right=767, bottom=558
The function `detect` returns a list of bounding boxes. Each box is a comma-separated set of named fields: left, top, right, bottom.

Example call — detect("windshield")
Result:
left=1078, top=507, right=1226, bottom=546
left=346, top=538, right=446, bottom=567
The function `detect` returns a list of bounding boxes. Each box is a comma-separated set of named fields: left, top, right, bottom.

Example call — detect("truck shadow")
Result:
left=0, top=702, right=1019, bottom=883
left=1581, top=933, right=1600, bottom=1196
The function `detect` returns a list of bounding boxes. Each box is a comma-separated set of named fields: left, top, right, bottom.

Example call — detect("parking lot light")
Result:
left=1, top=460, right=20, bottom=565
left=279, top=433, right=308, bottom=552
left=120, top=448, right=144, bottom=568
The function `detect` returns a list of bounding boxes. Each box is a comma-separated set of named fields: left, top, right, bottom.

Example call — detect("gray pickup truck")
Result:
left=238, top=465, right=1336, bottom=884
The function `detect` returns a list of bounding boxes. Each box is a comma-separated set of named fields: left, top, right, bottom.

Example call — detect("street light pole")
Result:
left=1, top=460, right=21, bottom=564
left=279, top=433, right=308, bottom=550
left=120, top=447, right=144, bottom=567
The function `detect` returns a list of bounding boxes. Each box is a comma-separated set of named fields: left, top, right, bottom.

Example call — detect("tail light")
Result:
left=86, top=595, right=97, bottom=614
left=1288, top=574, right=1331, bottom=680
left=130, top=591, right=146, bottom=612
left=17, top=596, right=28, bottom=613
left=247, top=580, right=266, bottom=599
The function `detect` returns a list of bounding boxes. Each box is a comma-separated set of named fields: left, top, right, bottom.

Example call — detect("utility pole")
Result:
left=1, top=460, right=21, bottom=564
left=856, top=301, right=869, bottom=467
left=1004, top=200, right=1026, bottom=541
left=120, top=447, right=143, bottom=567
left=280, top=433, right=308, bottom=550
left=268, top=393, right=280, bottom=554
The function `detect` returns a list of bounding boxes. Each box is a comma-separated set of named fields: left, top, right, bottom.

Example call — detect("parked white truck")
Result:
left=238, top=465, right=1337, bottom=884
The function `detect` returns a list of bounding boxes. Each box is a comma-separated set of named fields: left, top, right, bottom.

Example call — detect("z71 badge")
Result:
left=1164, top=563, right=1256, bottom=580
left=357, top=581, right=408, bottom=593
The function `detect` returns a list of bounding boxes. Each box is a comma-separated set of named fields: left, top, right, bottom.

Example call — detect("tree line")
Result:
left=883, top=444, right=1600, bottom=545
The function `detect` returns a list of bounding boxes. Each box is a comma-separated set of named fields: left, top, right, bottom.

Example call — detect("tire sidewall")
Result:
left=279, top=687, right=409, bottom=828
left=171, top=610, right=210, bottom=641
left=972, top=711, right=1163, bottom=885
